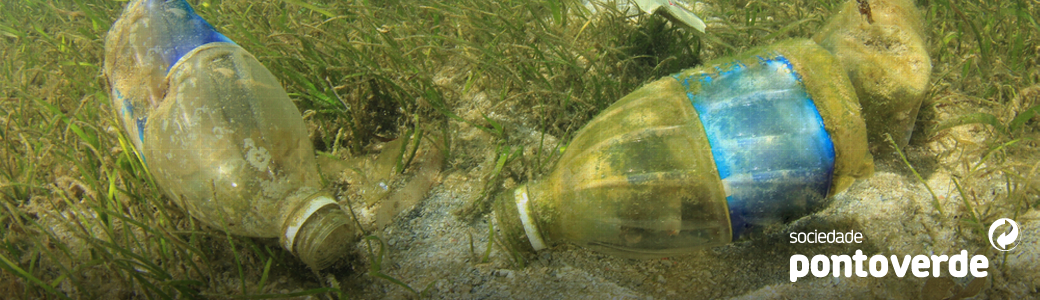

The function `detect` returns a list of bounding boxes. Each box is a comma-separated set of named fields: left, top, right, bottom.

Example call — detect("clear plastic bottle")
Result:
left=105, top=0, right=357, bottom=269
left=494, top=39, right=875, bottom=258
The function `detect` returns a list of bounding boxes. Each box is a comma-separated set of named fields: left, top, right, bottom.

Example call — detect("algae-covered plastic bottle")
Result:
left=494, top=39, right=875, bottom=258
left=813, top=0, right=931, bottom=154
left=105, top=0, right=357, bottom=269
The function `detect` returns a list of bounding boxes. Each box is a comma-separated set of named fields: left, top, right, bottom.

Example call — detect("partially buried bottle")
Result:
left=494, top=39, right=875, bottom=258
left=105, top=0, right=357, bottom=269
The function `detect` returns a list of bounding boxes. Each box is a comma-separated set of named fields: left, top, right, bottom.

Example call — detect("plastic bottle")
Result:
left=813, top=0, right=931, bottom=154
left=494, top=39, right=875, bottom=258
left=105, top=0, right=357, bottom=269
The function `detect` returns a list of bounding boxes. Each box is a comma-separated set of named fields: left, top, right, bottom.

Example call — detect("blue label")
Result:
left=673, top=54, right=836, bottom=240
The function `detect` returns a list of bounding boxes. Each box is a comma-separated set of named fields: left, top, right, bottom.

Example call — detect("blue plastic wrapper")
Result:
left=674, top=53, right=836, bottom=239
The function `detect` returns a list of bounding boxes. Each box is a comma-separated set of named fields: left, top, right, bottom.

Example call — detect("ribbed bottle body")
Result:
left=532, top=78, right=732, bottom=257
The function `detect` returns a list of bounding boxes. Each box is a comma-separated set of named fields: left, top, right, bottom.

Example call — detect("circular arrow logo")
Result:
left=988, top=218, right=1020, bottom=251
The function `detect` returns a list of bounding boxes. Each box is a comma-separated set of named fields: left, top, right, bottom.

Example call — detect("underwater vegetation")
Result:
left=0, top=0, right=1037, bottom=298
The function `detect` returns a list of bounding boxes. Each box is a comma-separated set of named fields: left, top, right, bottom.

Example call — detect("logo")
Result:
left=988, top=218, right=1020, bottom=251
left=787, top=232, right=991, bottom=282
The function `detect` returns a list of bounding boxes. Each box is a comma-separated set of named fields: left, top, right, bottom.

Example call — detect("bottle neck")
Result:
left=494, top=184, right=545, bottom=254
left=281, top=193, right=358, bottom=270
left=513, top=185, right=546, bottom=250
